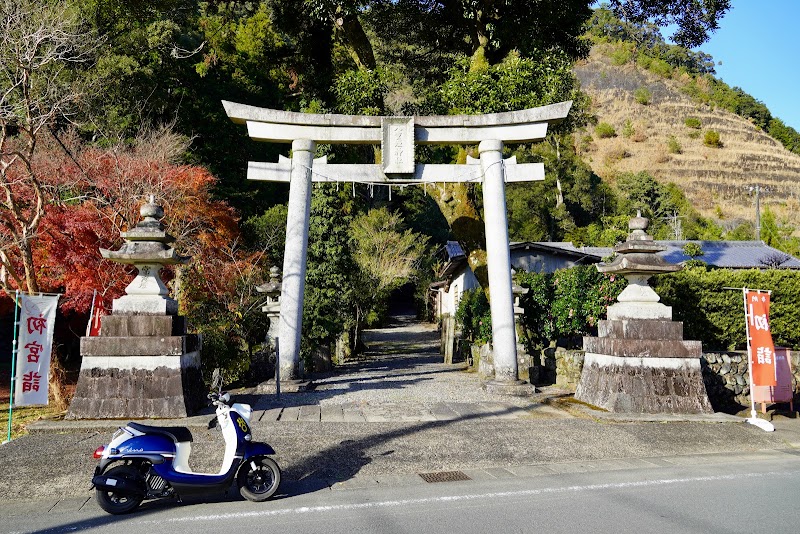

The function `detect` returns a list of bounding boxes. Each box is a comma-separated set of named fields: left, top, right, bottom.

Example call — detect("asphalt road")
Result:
left=6, top=450, right=800, bottom=534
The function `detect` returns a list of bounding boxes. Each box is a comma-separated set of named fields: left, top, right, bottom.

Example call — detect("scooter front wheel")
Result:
left=237, top=456, right=281, bottom=502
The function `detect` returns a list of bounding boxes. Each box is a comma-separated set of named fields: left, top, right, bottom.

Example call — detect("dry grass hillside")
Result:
left=574, top=44, right=800, bottom=232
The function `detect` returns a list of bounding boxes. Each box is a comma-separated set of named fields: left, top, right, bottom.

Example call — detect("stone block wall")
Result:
left=531, top=347, right=583, bottom=389
left=701, top=351, right=800, bottom=411
left=465, top=342, right=536, bottom=383
left=555, top=348, right=585, bottom=390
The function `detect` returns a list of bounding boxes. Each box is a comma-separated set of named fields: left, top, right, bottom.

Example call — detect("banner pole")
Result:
left=86, top=289, right=97, bottom=337
left=742, top=287, right=775, bottom=432
left=742, top=288, right=757, bottom=419
left=6, top=290, right=20, bottom=443
left=275, top=337, right=281, bottom=402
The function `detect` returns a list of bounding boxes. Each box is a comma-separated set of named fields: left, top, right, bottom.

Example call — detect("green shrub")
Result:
left=611, top=47, right=633, bottom=66
left=653, top=267, right=800, bottom=350
left=634, top=87, right=652, bottom=105
left=667, top=135, right=682, bottom=154
left=684, top=116, right=702, bottom=129
left=682, top=242, right=704, bottom=258
left=622, top=119, right=635, bottom=138
left=636, top=54, right=653, bottom=70
left=455, top=288, right=492, bottom=344
left=517, top=266, right=626, bottom=348
left=688, top=130, right=701, bottom=139
left=704, top=129, right=722, bottom=147
left=516, top=271, right=554, bottom=350
left=647, top=58, right=673, bottom=78
left=595, top=122, right=617, bottom=138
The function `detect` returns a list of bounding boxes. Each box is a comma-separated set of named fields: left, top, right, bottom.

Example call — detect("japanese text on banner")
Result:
left=14, top=295, right=59, bottom=406
left=746, top=291, right=777, bottom=387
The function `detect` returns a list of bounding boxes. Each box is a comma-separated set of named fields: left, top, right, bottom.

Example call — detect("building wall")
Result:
left=437, top=268, right=480, bottom=317
left=511, top=249, right=585, bottom=273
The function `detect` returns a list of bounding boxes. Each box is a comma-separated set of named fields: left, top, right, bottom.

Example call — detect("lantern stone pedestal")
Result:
left=574, top=213, right=713, bottom=414
left=67, top=198, right=204, bottom=419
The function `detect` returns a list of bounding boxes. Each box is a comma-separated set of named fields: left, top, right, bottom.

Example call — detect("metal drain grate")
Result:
left=418, top=470, right=471, bottom=483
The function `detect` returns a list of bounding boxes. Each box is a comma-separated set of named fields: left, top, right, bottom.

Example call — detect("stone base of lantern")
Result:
left=575, top=318, right=713, bottom=414
left=67, top=315, right=204, bottom=419
left=112, top=295, right=178, bottom=316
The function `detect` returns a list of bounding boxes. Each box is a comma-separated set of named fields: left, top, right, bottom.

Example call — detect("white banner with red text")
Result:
left=14, top=294, right=59, bottom=406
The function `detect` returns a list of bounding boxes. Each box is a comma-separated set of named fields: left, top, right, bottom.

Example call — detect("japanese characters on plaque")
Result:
left=14, top=294, right=59, bottom=406
left=381, top=117, right=415, bottom=174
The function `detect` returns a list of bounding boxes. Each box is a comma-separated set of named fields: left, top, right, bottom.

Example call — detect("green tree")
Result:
left=604, top=0, right=731, bottom=48
left=302, top=184, right=357, bottom=361
left=1, top=0, right=99, bottom=293
left=350, top=208, right=429, bottom=326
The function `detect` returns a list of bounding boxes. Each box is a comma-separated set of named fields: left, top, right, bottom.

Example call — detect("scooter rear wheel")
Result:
left=237, top=456, right=281, bottom=502
left=95, top=465, right=144, bottom=514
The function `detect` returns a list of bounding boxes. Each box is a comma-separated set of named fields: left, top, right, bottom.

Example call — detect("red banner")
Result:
left=85, top=291, right=105, bottom=337
left=746, top=291, right=777, bottom=387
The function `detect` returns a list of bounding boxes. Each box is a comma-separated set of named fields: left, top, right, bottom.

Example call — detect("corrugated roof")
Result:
left=445, top=240, right=466, bottom=260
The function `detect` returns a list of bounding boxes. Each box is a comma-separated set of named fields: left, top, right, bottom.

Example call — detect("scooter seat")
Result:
left=128, top=422, right=193, bottom=443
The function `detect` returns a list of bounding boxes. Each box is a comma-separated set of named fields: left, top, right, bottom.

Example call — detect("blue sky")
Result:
left=690, top=0, right=800, bottom=130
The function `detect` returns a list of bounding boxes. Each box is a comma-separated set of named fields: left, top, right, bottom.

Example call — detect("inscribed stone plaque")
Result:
left=381, top=117, right=415, bottom=174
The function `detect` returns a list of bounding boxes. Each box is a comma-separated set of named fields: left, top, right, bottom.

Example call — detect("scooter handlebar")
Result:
left=207, top=392, right=231, bottom=406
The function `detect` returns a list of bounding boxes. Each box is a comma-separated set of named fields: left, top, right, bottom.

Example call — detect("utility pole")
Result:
left=749, top=185, right=762, bottom=241
left=663, top=212, right=683, bottom=240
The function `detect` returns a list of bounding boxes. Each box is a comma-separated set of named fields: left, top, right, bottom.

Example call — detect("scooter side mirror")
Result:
left=220, top=392, right=230, bottom=403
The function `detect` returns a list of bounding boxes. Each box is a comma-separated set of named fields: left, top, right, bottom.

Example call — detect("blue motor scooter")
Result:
left=91, top=370, right=280, bottom=514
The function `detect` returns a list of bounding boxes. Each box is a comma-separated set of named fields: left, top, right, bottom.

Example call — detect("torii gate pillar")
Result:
left=279, top=139, right=315, bottom=380
left=479, top=140, right=523, bottom=387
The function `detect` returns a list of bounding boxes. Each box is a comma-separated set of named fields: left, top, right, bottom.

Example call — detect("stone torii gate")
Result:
left=223, top=100, right=571, bottom=393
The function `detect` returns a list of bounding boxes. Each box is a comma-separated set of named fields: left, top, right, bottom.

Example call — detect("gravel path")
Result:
left=270, top=315, right=534, bottom=408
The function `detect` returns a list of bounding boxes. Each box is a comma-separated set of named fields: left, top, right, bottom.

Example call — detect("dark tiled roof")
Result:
left=527, top=241, right=800, bottom=269
left=657, top=241, right=800, bottom=269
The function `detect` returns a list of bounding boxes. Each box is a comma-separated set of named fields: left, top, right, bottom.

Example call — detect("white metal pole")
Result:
left=6, top=290, right=20, bottom=443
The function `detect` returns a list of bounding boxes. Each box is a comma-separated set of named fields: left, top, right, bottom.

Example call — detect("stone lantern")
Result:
left=257, top=266, right=282, bottom=341
left=512, top=280, right=533, bottom=384
left=575, top=212, right=713, bottom=413
left=68, top=196, right=203, bottom=419
left=100, top=195, right=188, bottom=315
left=594, top=210, right=680, bottom=319
left=252, top=266, right=284, bottom=388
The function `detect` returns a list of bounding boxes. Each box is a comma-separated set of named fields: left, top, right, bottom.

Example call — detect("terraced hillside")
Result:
left=574, top=44, right=800, bottom=231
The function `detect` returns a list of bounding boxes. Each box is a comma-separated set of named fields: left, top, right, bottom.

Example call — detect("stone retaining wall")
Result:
left=701, top=351, right=800, bottom=410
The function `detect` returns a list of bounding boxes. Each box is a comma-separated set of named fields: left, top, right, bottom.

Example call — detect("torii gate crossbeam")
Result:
left=224, top=100, right=572, bottom=394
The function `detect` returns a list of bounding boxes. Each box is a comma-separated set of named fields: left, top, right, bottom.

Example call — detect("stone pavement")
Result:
left=3, top=315, right=800, bottom=507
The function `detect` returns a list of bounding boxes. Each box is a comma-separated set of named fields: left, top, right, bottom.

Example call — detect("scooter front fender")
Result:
left=243, top=441, right=276, bottom=458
